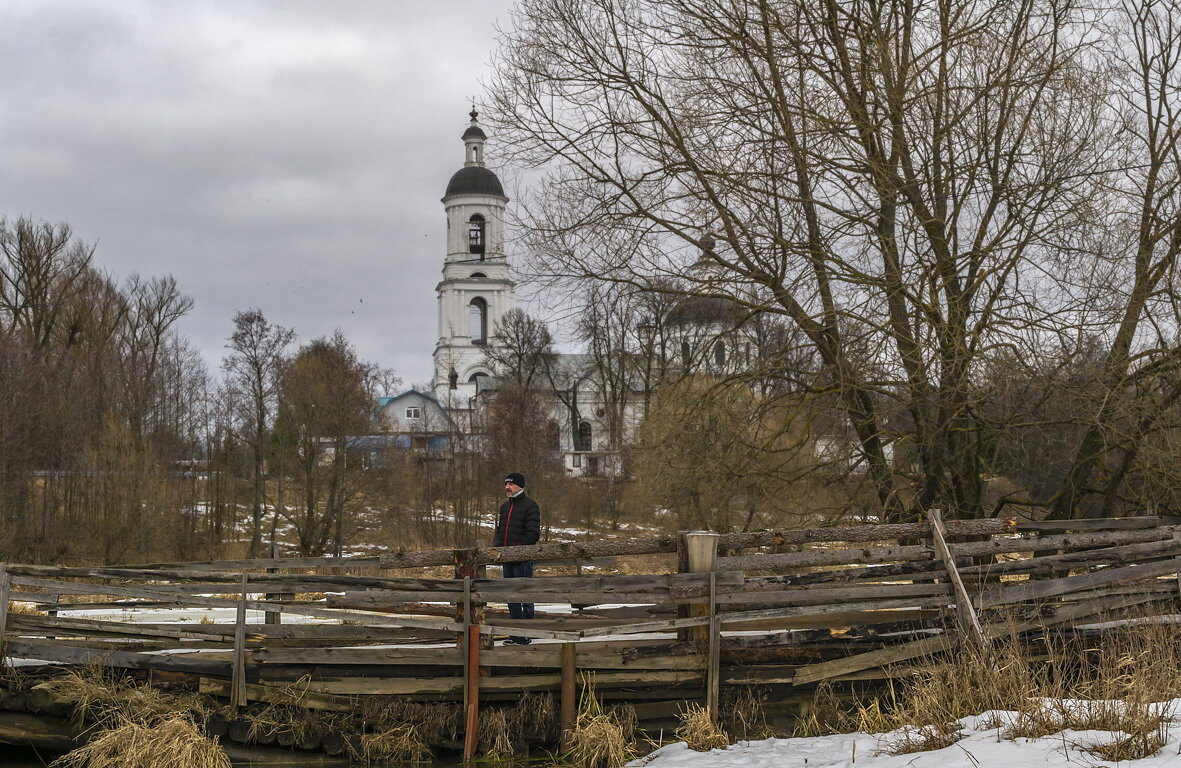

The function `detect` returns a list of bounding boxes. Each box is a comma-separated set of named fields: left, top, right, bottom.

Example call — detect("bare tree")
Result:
left=484, top=308, right=556, bottom=388
left=275, top=332, right=377, bottom=556
left=223, top=310, right=295, bottom=555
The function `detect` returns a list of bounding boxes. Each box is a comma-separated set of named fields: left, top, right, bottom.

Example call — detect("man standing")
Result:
left=494, top=472, right=540, bottom=645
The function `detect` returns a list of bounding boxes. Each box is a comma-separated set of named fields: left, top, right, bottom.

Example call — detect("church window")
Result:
left=681, top=340, right=691, bottom=368
left=547, top=420, right=561, bottom=452
left=468, top=371, right=488, bottom=384
left=405, top=406, right=422, bottom=420
left=469, top=297, right=488, bottom=344
left=468, top=214, right=485, bottom=258
left=577, top=421, right=593, bottom=451
left=471, top=272, right=486, bottom=278
left=715, top=340, right=726, bottom=367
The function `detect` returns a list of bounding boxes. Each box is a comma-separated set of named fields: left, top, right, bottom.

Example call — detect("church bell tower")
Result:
left=432, top=108, right=514, bottom=407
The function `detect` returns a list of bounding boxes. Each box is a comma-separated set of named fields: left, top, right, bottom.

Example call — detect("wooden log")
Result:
left=6, top=640, right=232, bottom=675
left=0, top=711, right=95, bottom=752
left=199, top=678, right=354, bottom=713
left=981, top=557, right=1181, bottom=607
left=719, top=527, right=1177, bottom=572
left=959, top=538, right=1181, bottom=578
left=715, top=518, right=1018, bottom=550
left=382, top=536, right=680, bottom=569
left=1014, top=517, right=1160, bottom=532
left=204, top=710, right=230, bottom=738
left=228, top=716, right=252, bottom=744
left=1, top=690, right=28, bottom=712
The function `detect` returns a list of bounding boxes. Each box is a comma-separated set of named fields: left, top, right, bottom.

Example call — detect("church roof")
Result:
left=665, top=295, right=738, bottom=325
left=445, top=166, right=506, bottom=198
left=462, top=124, right=487, bottom=140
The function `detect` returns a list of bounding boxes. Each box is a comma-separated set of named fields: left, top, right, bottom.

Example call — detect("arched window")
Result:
left=470, top=272, right=486, bottom=278
left=469, top=297, right=488, bottom=344
left=468, top=214, right=485, bottom=258
left=715, top=340, right=726, bottom=367
left=681, top=340, right=691, bottom=368
left=468, top=371, right=488, bottom=386
left=577, top=421, right=593, bottom=451
left=547, top=420, right=561, bottom=452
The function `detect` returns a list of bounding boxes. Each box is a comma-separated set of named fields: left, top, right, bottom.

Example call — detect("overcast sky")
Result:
left=0, top=0, right=523, bottom=390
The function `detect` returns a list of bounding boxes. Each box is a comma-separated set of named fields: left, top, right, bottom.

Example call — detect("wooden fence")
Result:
left=2, top=512, right=1180, bottom=760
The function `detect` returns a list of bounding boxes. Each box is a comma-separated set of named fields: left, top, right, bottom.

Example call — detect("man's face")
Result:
left=505, top=481, right=521, bottom=496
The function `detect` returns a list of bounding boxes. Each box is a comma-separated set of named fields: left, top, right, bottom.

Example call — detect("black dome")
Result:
left=445, top=166, right=506, bottom=198
left=462, top=124, right=487, bottom=140
left=665, top=295, right=737, bottom=325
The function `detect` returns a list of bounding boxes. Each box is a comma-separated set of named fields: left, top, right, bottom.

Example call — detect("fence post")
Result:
left=0, top=563, right=9, bottom=671
left=560, top=642, right=577, bottom=752
left=463, top=575, right=472, bottom=718
left=265, top=540, right=283, bottom=626
left=1171, top=530, right=1181, bottom=599
left=707, top=570, right=720, bottom=722
left=676, top=532, right=690, bottom=641
left=231, top=573, right=248, bottom=709
left=685, top=532, right=719, bottom=643
left=927, top=509, right=986, bottom=647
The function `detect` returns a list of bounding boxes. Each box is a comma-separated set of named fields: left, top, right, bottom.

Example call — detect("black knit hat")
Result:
left=504, top=472, right=526, bottom=488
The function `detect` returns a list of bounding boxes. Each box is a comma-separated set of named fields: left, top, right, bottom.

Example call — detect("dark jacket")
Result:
left=494, top=492, right=541, bottom=548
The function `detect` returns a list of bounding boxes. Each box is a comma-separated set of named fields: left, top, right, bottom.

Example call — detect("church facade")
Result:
left=378, top=110, right=788, bottom=478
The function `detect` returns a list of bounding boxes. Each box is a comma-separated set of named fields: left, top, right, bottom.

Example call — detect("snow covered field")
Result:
left=632, top=705, right=1181, bottom=768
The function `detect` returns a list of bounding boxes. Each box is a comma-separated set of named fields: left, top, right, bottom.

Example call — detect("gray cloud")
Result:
left=0, top=0, right=518, bottom=389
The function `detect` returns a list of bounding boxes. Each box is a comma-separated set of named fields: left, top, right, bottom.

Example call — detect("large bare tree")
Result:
left=490, top=0, right=1181, bottom=520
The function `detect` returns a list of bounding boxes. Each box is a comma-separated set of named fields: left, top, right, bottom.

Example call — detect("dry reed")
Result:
left=675, top=704, right=729, bottom=751
left=567, top=674, right=637, bottom=768
left=50, top=714, right=229, bottom=768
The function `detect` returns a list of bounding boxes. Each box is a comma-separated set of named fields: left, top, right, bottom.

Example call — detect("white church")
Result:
left=373, top=110, right=774, bottom=477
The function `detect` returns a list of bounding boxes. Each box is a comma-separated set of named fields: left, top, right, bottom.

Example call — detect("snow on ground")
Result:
left=631, top=705, right=1181, bottom=768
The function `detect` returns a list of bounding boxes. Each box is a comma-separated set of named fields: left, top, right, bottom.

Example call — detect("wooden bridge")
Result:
left=1, top=511, right=1180, bottom=762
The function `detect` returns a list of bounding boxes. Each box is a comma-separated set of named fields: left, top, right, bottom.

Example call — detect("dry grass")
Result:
left=361, top=698, right=461, bottom=745
left=510, top=691, right=559, bottom=745
left=675, top=704, right=729, bottom=751
left=478, top=708, right=516, bottom=760
left=7, top=600, right=40, bottom=615
left=50, top=713, right=229, bottom=768
left=567, top=675, right=638, bottom=768
left=722, top=687, right=776, bottom=741
left=38, top=665, right=204, bottom=727
left=348, top=723, right=431, bottom=765
left=821, top=617, right=1181, bottom=759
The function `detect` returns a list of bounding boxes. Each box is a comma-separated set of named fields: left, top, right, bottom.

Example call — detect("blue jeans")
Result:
left=503, top=560, right=534, bottom=642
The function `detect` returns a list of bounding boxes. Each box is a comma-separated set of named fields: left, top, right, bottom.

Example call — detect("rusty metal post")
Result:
left=463, top=623, right=481, bottom=764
